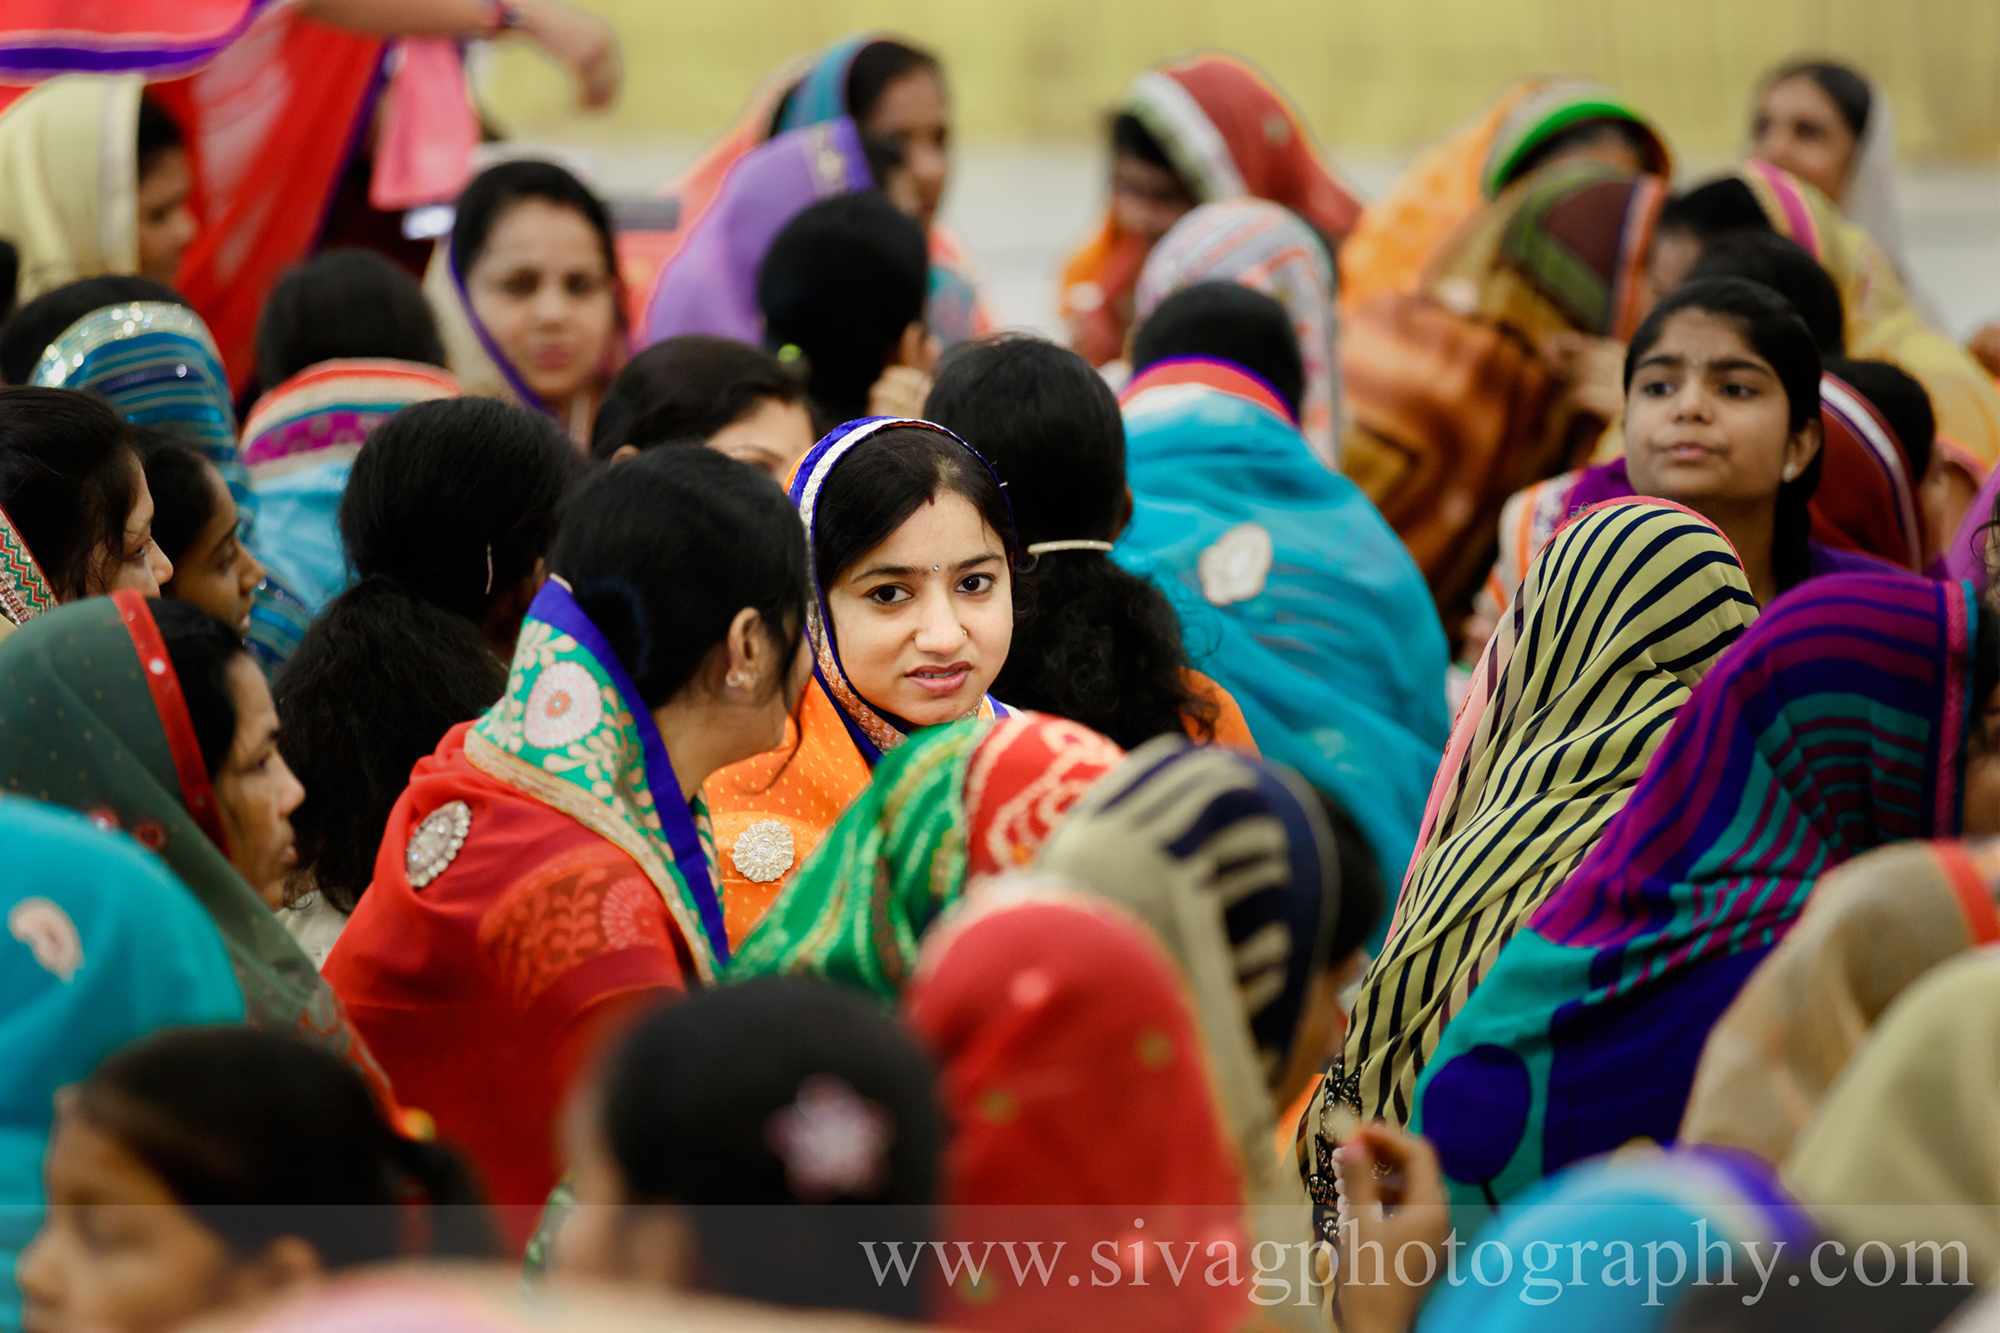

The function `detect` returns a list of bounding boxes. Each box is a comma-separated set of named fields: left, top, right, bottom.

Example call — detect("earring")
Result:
left=727, top=670, right=751, bottom=690
left=1782, top=463, right=1800, bottom=481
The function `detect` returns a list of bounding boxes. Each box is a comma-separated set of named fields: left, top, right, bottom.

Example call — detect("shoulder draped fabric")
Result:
left=1736, top=159, right=2000, bottom=479
left=728, top=714, right=1123, bottom=994
left=640, top=117, right=874, bottom=348
left=1408, top=573, right=1977, bottom=1217
left=1342, top=501, right=1758, bottom=1125
left=1134, top=199, right=1344, bottom=467
left=1340, top=164, right=1668, bottom=617
left=1944, top=462, right=2000, bottom=593
left=707, top=416, right=1010, bottom=945
left=0, top=501, right=55, bottom=637
left=1059, top=53, right=1362, bottom=369
left=1682, top=837, right=2000, bottom=1166
left=1411, top=1147, right=1812, bottom=1333
left=28, top=299, right=312, bottom=672
left=903, top=887, right=1251, bottom=1331
left=242, top=358, right=462, bottom=614
left=621, top=35, right=993, bottom=348
left=1115, top=359, right=1449, bottom=911
left=1781, top=949, right=2000, bottom=1284
left=1032, top=738, right=1335, bottom=1331
left=0, top=594, right=384, bottom=1086
left=324, top=577, right=721, bottom=1234
left=0, top=799, right=245, bottom=1330
left=0, top=0, right=275, bottom=79
left=0, top=76, right=141, bottom=302
left=1478, top=367, right=1927, bottom=632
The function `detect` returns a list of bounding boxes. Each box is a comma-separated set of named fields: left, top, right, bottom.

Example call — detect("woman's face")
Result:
left=466, top=198, right=619, bottom=415
left=1751, top=76, right=1859, bottom=204
left=135, top=148, right=197, bottom=287
left=1110, top=153, right=1195, bottom=245
left=166, top=467, right=264, bottom=635
left=215, top=653, right=305, bottom=908
left=826, top=490, right=1012, bottom=728
left=708, top=396, right=818, bottom=483
left=861, top=68, right=951, bottom=233
left=92, top=462, right=173, bottom=599
left=20, top=1113, right=238, bottom=1333
left=1624, top=308, right=1818, bottom=517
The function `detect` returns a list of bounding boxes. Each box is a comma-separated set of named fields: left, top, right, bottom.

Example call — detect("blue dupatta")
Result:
left=1115, top=360, right=1450, bottom=919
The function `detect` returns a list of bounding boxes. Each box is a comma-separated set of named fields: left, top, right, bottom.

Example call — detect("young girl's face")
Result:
left=166, top=466, right=264, bottom=634
left=20, top=1113, right=236, bottom=1333
left=1623, top=308, right=1818, bottom=514
left=824, top=490, right=1013, bottom=728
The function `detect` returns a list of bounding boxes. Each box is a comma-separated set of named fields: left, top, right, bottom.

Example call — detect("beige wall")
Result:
left=483, top=0, right=2000, bottom=160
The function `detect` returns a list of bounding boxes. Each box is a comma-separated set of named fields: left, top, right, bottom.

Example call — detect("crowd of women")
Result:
left=2, top=2, right=2000, bottom=1328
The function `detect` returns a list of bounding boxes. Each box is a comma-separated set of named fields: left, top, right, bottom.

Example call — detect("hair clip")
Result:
left=765, top=1075, right=892, bottom=1201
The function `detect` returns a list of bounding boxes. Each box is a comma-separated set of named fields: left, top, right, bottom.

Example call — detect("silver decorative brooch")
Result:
left=406, top=801, right=473, bottom=889
left=732, top=819, right=796, bottom=884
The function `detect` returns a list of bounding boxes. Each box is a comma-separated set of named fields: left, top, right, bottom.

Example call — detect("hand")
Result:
left=1542, top=330, right=1626, bottom=421
left=868, top=365, right=933, bottom=420
left=519, top=0, right=621, bottom=109
left=1332, top=1123, right=1451, bottom=1333
left=1971, top=323, right=2000, bottom=379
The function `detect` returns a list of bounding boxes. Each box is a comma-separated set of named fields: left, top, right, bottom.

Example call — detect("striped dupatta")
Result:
left=1342, top=501, right=1757, bottom=1124
left=1410, top=573, right=1979, bottom=1217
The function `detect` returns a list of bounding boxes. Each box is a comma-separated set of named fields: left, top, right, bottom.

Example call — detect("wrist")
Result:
left=480, top=0, right=530, bottom=37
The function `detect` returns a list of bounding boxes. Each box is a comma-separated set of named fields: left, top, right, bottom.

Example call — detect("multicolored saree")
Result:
left=325, top=577, right=725, bottom=1234
left=1059, top=53, right=1363, bottom=369
left=28, top=299, right=313, bottom=671
left=242, top=358, right=461, bottom=613
left=0, top=502, right=55, bottom=640
left=1116, top=359, right=1449, bottom=913
left=1340, top=163, right=1668, bottom=619
left=708, top=417, right=1010, bottom=944
left=1407, top=574, right=1979, bottom=1217
left=728, top=713, right=1123, bottom=994
left=1342, top=501, right=1758, bottom=1124
left=0, top=594, right=383, bottom=1088
left=1134, top=199, right=1344, bottom=466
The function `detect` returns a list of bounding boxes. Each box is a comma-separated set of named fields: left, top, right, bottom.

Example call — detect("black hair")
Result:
left=74, top=1026, right=497, bottom=1269
left=273, top=579, right=509, bottom=913
left=550, top=447, right=807, bottom=709
left=1316, top=790, right=1385, bottom=967
left=1688, top=230, right=1846, bottom=356
left=1658, top=177, right=1772, bottom=246
left=135, top=94, right=185, bottom=180
left=812, top=425, right=1019, bottom=605
left=1502, top=118, right=1658, bottom=191
left=152, top=597, right=246, bottom=778
left=589, top=335, right=807, bottom=461
left=924, top=336, right=1214, bottom=745
left=448, top=159, right=625, bottom=331
left=254, top=248, right=447, bottom=389
left=0, top=240, right=18, bottom=325
left=339, top=397, right=582, bottom=631
left=597, top=977, right=942, bottom=1319
left=1110, top=110, right=1177, bottom=173
left=844, top=39, right=941, bottom=125
left=1825, top=356, right=1936, bottom=486
left=1624, top=277, right=1823, bottom=594
left=1763, top=59, right=1873, bottom=140
left=0, top=386, right=141, bottom=599
left=756, top=192, right=929, bottom=434
left=133, top=429, right=222, bottom=573
left=0, top=274, right=184, bottom=385
left=1130, top=281, right=1307, bottom=422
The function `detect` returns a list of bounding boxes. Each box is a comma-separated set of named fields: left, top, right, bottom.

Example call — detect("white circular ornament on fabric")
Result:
left=406, top=801, right=473, bottom=889
left=733, top=820, right=796, bottom=884
left=1198, top=522, right=1275, bottom=607
left=523, top=661, right=603, bottom=749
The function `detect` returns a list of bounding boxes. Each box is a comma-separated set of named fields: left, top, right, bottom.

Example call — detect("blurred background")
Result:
left=478, top=0, right=2000, bottom=334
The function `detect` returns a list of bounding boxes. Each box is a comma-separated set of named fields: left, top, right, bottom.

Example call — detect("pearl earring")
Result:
left=727, top=670, right=751, bottom=690
left=1782, top=464, right=1800, bottom=481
